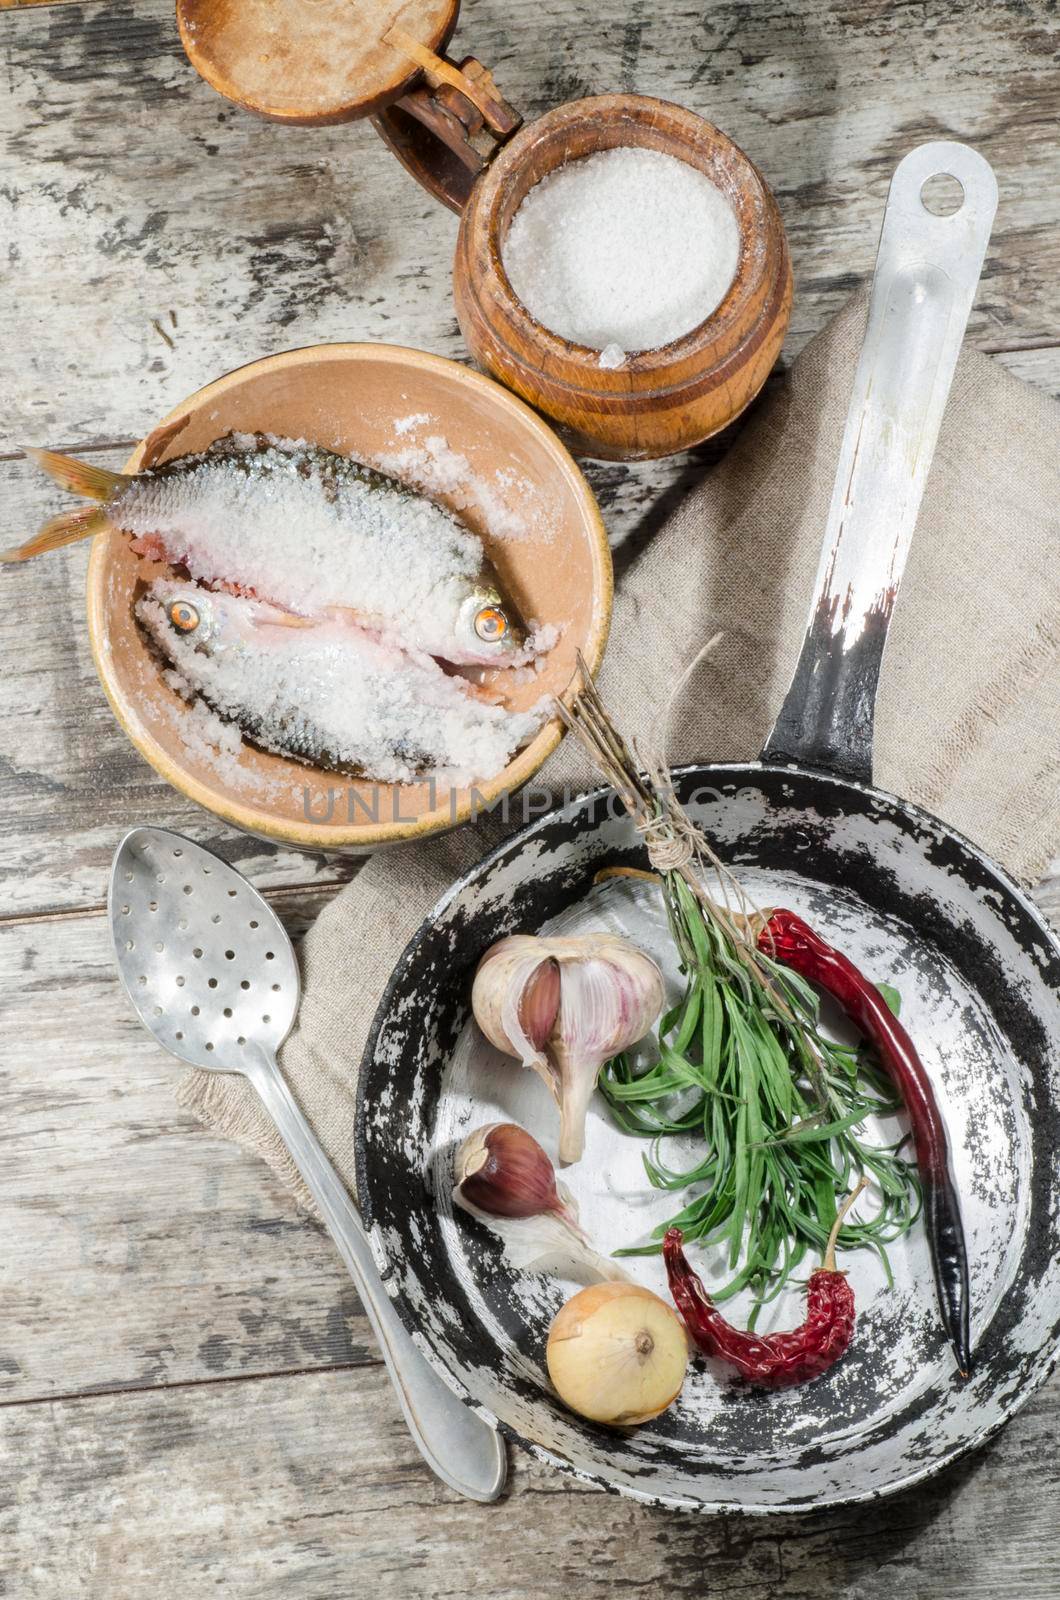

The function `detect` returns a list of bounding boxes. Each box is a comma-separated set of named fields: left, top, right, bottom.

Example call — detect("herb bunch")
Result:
left=554, top=664, right=921, bottom=1319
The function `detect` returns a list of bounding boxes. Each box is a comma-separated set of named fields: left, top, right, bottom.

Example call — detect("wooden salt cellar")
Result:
left=454, top=96, right=791, bottom=459
left=177, top=0, right=791, bottom=460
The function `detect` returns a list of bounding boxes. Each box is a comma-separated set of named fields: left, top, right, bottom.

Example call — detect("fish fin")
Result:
left=0, top=506, right=110, bottom=562
left=464, top=681, right=504, bottom=704
left=140, top=413, right=190, bottom=469
left=22, top=446, right=128, bottom=502
left=251, top=609, right=316, bottom=630
left=322, top=604, right=392, bottom=636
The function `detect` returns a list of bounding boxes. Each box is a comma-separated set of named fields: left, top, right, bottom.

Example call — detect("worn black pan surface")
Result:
left=356, top=144, right=1060, bottom=1509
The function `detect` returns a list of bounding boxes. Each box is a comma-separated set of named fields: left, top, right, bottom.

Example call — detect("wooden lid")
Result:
left=177, top=0, right=459, bottom=126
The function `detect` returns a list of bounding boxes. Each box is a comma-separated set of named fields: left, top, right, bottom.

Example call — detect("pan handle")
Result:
left=760, top=142, right=997, bottom=783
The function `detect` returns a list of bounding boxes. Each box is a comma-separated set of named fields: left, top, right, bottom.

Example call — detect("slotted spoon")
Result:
left=108, top=824, right=506, bottom=1503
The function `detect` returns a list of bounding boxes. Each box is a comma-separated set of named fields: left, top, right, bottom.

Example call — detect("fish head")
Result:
left=155, top=584, right=224, bottom=649
left=139, top=580, right=322, bottom=662
left=136, top=580, right=249, bottom=666
left=454, top=586, right=526, bottom=666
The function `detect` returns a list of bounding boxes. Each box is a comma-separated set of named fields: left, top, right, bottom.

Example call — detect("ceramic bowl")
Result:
left=86, top=344, right=612, bottom=850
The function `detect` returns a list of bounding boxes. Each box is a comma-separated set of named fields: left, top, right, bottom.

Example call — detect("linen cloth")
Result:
left=178, top=293, right=1060, bottom=1210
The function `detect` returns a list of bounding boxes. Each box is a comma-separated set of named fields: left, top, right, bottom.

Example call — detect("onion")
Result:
left=546, top=1282, right=688, bottom=1425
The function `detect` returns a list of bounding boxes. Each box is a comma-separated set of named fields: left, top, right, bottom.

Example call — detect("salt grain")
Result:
left=393, top=412, right=431, bottom=435
left=503, top=146, right=741, bottom=353
left=373, top=432, right=551, bottom=546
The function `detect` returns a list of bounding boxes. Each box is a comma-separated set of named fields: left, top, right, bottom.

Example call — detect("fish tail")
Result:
left=22, top=446, right=128, bottom=502
left=0, top=506, right=110, bottom=562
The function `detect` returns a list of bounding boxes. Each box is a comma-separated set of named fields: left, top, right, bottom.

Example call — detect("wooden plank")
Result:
left=2, top=874, right=1059, bottom=1585
left=1, top=0, right=1057, bottom=920
left=1, top=1361, right=1059, bottom=1599
left=2, top=4, right=1059, bottom=1592
left=1, top=0, right=1058, bottom=445
left=2, top=406, right=1056, bottom=920
left=996, top=343, right=1060, bottom=396
left=4, top=383, right=1056, bottom=919
left=0, top=891, right=385, bottom=1403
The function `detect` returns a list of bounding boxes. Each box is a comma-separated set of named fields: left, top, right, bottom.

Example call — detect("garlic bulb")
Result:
left=547, top=1282, right=688, bottom=1426
left=472, top=934, right=663, bottom=1164
left=452, top=1122, right=630, bottom=1284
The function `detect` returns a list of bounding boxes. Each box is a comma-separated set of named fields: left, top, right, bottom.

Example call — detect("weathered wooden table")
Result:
left=2, top=3, right=1058, bottom=1595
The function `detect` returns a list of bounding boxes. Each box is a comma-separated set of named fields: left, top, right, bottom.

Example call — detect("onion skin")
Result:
left=546, top=1282, right=688, bottom=1426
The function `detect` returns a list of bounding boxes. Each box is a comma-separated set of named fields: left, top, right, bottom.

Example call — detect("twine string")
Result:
left=638, top=814, right=695, bottom=872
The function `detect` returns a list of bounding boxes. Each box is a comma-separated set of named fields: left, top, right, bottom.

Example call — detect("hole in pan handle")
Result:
left=760, top=141, right=998, bottom=785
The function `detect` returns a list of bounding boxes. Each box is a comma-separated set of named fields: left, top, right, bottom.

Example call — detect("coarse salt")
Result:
left=393, top=412, right=432, bottom=435
left=503, top=146, right=741, bottom=353
left=373, top=432, right=552, bottom=546
left=116, top=432, right=540, bottom=667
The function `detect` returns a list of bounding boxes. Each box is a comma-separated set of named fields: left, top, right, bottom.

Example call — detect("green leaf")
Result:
left=877, top=982, right=902, bottom=1016
left=600, top=873, right=920, bottom=1304
left=765, top=1107, right=872, bottom=1144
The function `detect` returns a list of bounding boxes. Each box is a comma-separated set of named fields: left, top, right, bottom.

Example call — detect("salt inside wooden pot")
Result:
left=502, top=147, right=741, bottom=365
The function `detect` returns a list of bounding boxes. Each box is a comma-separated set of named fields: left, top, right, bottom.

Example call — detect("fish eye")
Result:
left=169, top=599, right=200, bottom=634
left=473, top=606, right=509, bottom=644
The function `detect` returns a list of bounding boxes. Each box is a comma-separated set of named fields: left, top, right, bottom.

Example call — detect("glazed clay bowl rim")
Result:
left=464, top=93, right=789, bottom=390
left=85, top=342, right=612, bottom=851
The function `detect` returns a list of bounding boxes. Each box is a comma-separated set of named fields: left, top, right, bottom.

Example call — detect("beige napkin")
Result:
left=178, top=292, right=1060, bottom=1210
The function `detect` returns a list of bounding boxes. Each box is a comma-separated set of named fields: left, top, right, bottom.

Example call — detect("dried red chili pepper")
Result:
left=758, top=907, right=971, bottom=1378
left=663, top=1184, right=865, bottom=1388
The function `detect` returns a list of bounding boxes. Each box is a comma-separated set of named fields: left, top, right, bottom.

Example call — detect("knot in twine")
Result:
left=637, top=814, right=695, bottom=873
left=630, top=632, right=726, bottom=878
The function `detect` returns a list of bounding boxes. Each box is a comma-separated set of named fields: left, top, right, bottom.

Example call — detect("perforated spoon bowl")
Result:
left=108, top=824, right=506, bottom=1503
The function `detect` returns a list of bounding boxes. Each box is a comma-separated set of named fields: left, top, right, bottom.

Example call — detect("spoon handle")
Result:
left=245, top=1045, right=507, bottom=1503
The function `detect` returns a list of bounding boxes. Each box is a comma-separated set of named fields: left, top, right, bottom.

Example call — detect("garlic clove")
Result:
left=551, top=946, right=665, bottom=1164
left=472, top=937, right=560, bottom=1081
left=518, top=956, right=562, bottom=1052
left=471, top=933, right=664, bottom=1165
left=546, top=1282, right=688, bottom=1425
left=453, top=1122, right=561, bottom=1219
left=451, top=1123, right=632, bottom=1284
